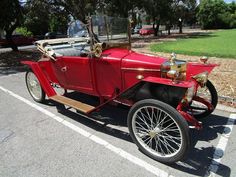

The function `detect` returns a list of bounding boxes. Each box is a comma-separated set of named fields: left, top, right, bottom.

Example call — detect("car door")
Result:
left=59, top=56, right=94, bottom=94
left=94, top=48, right=128, bottom=98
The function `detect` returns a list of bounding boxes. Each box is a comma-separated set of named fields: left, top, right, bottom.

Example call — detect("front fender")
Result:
left=143, top=76, right=194, bottom=88
left=186, top=62, right=218, bottom=80
left=136, top=77, right=195, bottom=107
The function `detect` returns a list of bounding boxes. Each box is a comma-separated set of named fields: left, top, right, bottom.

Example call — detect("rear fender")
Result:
left=21, top=61, right=56, bottom=97
left=186, top=62, right=219, bottom=79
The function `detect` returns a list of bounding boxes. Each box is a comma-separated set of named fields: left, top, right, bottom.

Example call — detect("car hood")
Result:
left=121, top=50, right=167, bottom=70
left=102, top=48, right=167, bottom=70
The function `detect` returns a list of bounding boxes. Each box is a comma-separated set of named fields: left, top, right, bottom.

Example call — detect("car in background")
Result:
left=0, top=35, right=35, bottom=47
left=132, top=25, right=142, bottom=34
left=139, top=27, right=155, bottom=35
left=45, top=32, right=57, bottom=39
left=45, top=32, right=67, bottom=39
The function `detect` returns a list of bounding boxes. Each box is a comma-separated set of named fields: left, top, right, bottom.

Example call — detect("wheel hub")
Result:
left=149, top=127, right=161, bottom=138
left=30, top=80, right=37, bottom=87
left=148, top=130, right=157, bottom=138
left=26, top=72, right=43, bottom=101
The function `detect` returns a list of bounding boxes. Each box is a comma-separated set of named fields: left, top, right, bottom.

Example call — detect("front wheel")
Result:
left=25, top=70, right=45, bottom=103
left=128, top=99, right=190, bottom=164
left=190, top=80, right=218, bottom=119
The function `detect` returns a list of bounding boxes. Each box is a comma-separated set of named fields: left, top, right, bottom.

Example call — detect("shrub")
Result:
left=15, top=27, right=33, bottom=37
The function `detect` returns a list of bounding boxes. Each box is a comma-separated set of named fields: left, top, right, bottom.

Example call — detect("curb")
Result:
left=216, top=103, right=236, bottom=113
left=0, top=66, right=28, bottom=76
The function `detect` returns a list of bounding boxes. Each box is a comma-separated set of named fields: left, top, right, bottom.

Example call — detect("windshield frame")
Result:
left=87, top=15, right=131, bottom=50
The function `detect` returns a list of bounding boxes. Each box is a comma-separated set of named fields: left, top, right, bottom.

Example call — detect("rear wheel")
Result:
left=25, top=70, right=45, bottom=103
left=128, top=99, right=190, bottom=163
left=190, top=80, right=218, bottom=119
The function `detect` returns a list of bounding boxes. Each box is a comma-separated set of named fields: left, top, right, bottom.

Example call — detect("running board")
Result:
left=50, top=95, right=95, bottom=114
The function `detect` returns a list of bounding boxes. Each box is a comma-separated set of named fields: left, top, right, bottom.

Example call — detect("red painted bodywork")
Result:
left=22, top=47, right=218, bottom=128
left=21, top=61, right=56, bottom=97
left=143, top=77, right=194, bottom=88
left=186, top=62, right=219, bottom=80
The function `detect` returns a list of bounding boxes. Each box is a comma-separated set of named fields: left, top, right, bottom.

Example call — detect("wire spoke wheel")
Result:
left=128, top=99, right=190, bottom=163
left=26, top=70, right=45, bottom=103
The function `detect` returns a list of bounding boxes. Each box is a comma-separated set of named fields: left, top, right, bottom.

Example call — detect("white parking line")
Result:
left=0, top=85, right=173, bottom=177
left=205, top=113, right=236, bottom=177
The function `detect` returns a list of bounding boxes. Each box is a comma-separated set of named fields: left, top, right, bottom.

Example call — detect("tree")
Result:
left=23, top=0, right=69, bottom=36
left=48, top=0, right=97, bottom=23
left=0, top=0, right=23, bottom=51
left=197, top=0, right=229, bottom=29
left=228, top=2, right=236, bottom=28
left=171, top=0, right=197, bottom=33
left=49, top=14, right=68, bottom=34
left=141, top=0, right=197, bottom=36
left=142, top=0, right=173, bottom=36
left=24, top=0, right=51, bottom=35
left=99, top=0, right=139, bottom=18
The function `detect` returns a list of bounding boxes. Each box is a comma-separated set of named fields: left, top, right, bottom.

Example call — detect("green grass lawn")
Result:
left=150, top=29, right=236, bottom=58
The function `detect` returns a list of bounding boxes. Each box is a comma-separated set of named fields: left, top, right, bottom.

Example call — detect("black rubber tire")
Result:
left=191, top=80, right=218, bottom=119
left=25, top=70, right=46, bottom=103
left=128, top=99, right=190, bottom=164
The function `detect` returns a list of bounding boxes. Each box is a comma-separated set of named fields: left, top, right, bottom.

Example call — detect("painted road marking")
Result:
left=205, top=113, right=236, bottom=177
left=0, top=85, right=173, bottom=177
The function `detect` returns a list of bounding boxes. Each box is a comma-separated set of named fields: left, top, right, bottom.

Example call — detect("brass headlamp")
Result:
left=200, top=56, right=208, bottom=64
left=192, top=71, right=208, bottom=87
left=164, top=53, right=186, bottom=80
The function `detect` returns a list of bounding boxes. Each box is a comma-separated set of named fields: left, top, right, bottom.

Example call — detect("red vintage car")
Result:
left=139, top=27, right=155, bottom=35
left=22, top=16, right=218, bottom=164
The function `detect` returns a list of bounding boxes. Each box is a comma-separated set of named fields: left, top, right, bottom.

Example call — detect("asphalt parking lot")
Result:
left=0, top=71, right=236, bottom=177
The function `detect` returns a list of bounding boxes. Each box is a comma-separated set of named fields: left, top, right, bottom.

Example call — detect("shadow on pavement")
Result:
left=0, top=50, right=40, bottom=76
left=50, top=100, right=132, bottom=143
left=170, top=113, right=232, bottom=176
left=44, top=91, right=232, bottom=177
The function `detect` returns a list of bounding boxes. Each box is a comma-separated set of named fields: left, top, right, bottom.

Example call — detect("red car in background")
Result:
left=139, top=27, right=155, bottom=35
left=0, top=34, right=35, bottom=47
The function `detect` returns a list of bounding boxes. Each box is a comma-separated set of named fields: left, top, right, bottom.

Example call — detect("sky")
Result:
left=197, top=0, right=235, bottom=3
left=197, top=0, right=235, bottom=4
left=224, top=0, right=235, bottom=3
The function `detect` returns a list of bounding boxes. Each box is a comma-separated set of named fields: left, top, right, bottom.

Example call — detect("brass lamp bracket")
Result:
left=170, top=53, right=177, bottom=65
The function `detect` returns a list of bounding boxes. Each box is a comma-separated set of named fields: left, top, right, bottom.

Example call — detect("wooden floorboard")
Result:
left=50, top=95, right=95, bottom=113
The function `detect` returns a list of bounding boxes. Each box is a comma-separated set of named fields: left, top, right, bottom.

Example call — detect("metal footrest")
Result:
left=50, top=95, right=95, bottom=114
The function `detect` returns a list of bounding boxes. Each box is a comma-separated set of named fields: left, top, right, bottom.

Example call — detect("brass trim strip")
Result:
left=121, top=67, right=160, bottom=72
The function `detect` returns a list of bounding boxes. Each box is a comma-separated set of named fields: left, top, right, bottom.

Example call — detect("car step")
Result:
left=50, top=95, right=95, bottom=114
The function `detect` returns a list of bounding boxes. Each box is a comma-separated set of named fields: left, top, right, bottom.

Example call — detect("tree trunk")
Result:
left=179, top=21, right=183, bottom=34
left=153, top=22, right=160, bottom=36
left=6, top=31, right=18, bottom=52
left=166, top=23, right=171, bottom=35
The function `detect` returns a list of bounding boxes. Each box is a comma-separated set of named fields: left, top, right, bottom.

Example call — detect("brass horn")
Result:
left=93, top=43, right=102, bottom=58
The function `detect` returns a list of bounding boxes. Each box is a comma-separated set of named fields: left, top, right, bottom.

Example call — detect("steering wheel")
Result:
left=80, top=44, right=90, bottom=53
